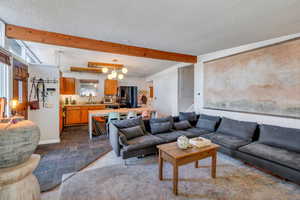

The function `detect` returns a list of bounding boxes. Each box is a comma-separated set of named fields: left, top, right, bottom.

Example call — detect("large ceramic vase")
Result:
left=0, top=120, right=40, bottom=168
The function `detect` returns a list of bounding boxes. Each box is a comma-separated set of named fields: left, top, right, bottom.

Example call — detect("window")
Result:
left=8, top=39, right=23, bottom=57
left=25, top=52, right=37, bottom=64
left=0, top=21, right=4, bottom=48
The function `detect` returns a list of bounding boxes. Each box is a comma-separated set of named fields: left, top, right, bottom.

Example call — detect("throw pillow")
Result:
left=150, top=121, right=172, bottom=134
left=196, top=119, right=217, bottom=131
left=120, top=125, right=145, bottom=140
left=174, top=120, right=192, bottom=130
left=150, top=116, right=174, bottom=134
left=113, top=117, right=147, bottom=134
left=179, top=112, right=197, bottom=122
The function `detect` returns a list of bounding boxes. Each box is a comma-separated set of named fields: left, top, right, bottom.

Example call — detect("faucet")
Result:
left=88, top=94, right=95, bottom=104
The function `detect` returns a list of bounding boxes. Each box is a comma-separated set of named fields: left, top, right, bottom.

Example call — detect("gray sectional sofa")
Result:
left=109, top=112, right=300, bottom=184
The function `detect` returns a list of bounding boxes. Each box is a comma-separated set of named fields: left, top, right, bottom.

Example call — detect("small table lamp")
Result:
left=11, top=99, right=18, bottom=116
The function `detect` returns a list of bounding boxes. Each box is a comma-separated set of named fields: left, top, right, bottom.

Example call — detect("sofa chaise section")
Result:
left=237, top=124, right=300, bottom=184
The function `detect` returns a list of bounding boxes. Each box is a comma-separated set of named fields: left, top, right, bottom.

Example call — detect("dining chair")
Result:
left=127, top=111, right=137, bottom=119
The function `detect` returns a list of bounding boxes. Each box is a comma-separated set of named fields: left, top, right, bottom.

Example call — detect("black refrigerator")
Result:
left=117, top=86, right=138, bottom=108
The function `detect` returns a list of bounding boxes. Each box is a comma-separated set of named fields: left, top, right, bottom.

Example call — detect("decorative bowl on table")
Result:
left=0, top=120, right=40, bottom=168
left=177, top=135, right=189, bottom=150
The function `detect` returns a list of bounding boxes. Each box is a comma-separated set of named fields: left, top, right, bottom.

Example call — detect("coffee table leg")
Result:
left=159, top=150, right=163, bottom=180
left=173, top=165, right=178, bottom=195
left=195, top=160, right=199, bottom=168
left=211, top=152, right=217, bottom=178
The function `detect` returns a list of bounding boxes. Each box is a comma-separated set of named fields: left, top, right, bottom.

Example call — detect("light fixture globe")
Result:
left=102, top=67, right=108, bottom=73
left=111, top=70, right=117, bottom=78
left=122, top=67, right=128, bottom=74
left=107, top=74, right=113, bottom=79
left=118, top=74, right=124, bottom=80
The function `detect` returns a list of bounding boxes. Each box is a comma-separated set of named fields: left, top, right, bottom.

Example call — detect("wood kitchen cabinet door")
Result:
left=66, top=108, right=81, bottom=124
left=60, top=77, right=76, bottom=95
left=80, top=108, right=89, bottom=123
left=104, top=79, right=118, bottom=96
left=149, top=86, right=154, bottom=98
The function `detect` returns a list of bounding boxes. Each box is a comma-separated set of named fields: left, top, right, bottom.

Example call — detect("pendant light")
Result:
left=107, top=74, right=113, bottom=79
left=102, top=67, right=108, bottom=73
left=122, top=67, right=128, bottom=74
left=118, top=74, right=124, bottom=80
left=111, top=70, right=117, bottom=78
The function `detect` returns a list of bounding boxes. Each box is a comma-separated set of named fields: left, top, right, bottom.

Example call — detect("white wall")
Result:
left=195, top=33, right=300, bottom=129
left=147, top=63, right=190, bottom=116
left=28, top=64, right=60, bottom=144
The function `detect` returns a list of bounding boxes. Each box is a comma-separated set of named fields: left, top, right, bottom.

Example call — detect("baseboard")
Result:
left=39, top=138, right=60, bottom=145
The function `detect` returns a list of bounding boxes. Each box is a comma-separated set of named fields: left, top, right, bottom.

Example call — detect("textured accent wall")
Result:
left=203, top=38, right=300, bottom=118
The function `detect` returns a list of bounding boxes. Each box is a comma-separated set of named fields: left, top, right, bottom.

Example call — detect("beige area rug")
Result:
left=59, top=153, right=300, bottom=200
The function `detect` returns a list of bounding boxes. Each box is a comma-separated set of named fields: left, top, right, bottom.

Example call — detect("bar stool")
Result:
left=92, top=116, right=106, bottom=136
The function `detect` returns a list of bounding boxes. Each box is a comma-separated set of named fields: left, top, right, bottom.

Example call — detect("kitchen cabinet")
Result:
left=60, top=77, right=76, bottom=95
left=104, top=79, right=118, bottom=96
left=149, top=86, right=154, bottom=98
left=80, top=108, right=90, bottom=124
left=65, top=105, right=106, bottom=126
left=65, top=106, right=81, bottom=124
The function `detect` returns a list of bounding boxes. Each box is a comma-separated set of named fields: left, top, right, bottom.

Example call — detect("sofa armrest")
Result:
left=119, top=132, right=129, bottom=146
left=109, top=123, right=122, bottom=157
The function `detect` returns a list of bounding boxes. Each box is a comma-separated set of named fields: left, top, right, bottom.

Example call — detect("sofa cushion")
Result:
left=196, top=119, right=217, bottom=131
left=183, top=128, right=211, bottom=137
left=150, top=116, right=173, bottom=134
left=239, top=142, right=300, bottom=171
left=112, top=118, right=146, bottom=133
left=122, top=134, right=164, bottom=152
left=174, top=120, right=192, bottom=130
left=211, top=134, right=251, bottom=149
left=201, top=133, right=215, bottom=140
left=179, top=112, right=197, bottom=122
left=155, top=131, right=183, bottom=142
left=217, top=117, right=257, bottom=141
left=259, top=124, right=300, bottom=153
left=199, top=114, right=221, bottom=123
left=120, top=125, right=145, bottom=140
left=150, top=121, right=172, bottom=134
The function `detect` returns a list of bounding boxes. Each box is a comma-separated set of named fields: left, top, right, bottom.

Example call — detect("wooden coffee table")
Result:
left=157, top=142, right=219, bottom=195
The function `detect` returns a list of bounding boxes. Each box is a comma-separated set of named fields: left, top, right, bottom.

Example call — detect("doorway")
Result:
left=178, top=65, right=194, bottom=112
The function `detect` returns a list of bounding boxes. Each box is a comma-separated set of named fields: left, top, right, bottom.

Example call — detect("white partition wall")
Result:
left=28, top=64, right=60, bottom=144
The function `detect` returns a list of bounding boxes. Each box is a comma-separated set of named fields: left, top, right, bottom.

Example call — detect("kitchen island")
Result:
left=63, top=104, right=120, bottom=127
left=88, top=107, right=156, bottom=139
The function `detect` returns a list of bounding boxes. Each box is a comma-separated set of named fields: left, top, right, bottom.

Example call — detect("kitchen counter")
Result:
left=63, top=104, right=119, bottom=126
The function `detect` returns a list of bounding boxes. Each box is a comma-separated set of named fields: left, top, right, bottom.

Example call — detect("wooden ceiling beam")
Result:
left=70, top=66, right=102, bottom=73
left=88, top=62, right=124, bottom=69
left=6, top=24, right=197, bottom=63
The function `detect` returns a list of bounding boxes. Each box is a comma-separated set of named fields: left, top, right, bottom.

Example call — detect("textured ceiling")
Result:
left=1, top=0, right=300, bottom=76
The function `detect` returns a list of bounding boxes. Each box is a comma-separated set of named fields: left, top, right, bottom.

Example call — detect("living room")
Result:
left=0, top=1, right=300, bottom=200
